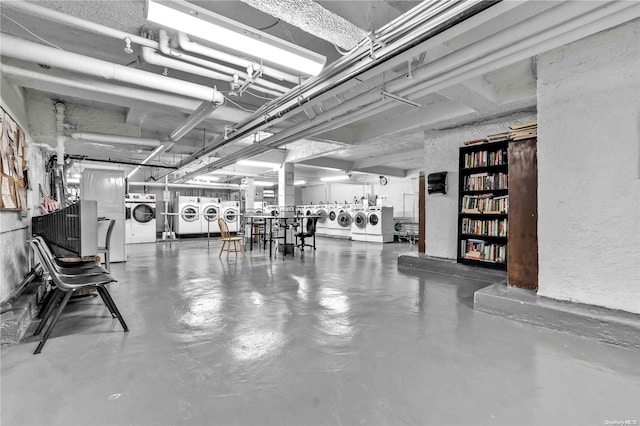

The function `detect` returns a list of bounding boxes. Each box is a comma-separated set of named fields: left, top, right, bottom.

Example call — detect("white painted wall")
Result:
left=537, top=21, right=640, bottom=314
left=424, top=112, right=536, bottom=259
left=0, top=77, right=47, bottom=302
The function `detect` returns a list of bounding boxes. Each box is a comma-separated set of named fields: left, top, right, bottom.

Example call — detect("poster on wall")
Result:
left=0, top=106, right=28, bottom=211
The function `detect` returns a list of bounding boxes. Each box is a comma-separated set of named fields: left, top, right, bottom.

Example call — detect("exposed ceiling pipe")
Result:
left=170, top=0, right=497, bottom=171
left=174, top=0, right=635, bottom=181
left=1, top=63, right=252, bottom=123
left=140, top=46, right=285, bottom=98
left=54, top=102, right=65, bottom=166
left=129, top=100, right=223, bottom=179
left=70, top=132, right=162, bottom=148
left=158, top=30, right=289, bottom=95
left=176, top=32, right=299, bottom=85
left=0, top=33, right=224, bottom=104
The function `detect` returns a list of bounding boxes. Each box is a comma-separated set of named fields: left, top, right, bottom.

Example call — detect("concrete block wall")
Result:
left=0, top=77, right=47, bottom=302
left=536, top=20, right=640, bottom=314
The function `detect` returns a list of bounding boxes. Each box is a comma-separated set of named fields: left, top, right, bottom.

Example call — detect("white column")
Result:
left=245, top=177, right=255, bottom=210
left=278, top=163, right=295, bottom=209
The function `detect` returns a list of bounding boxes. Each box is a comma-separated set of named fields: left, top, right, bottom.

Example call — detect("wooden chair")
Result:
left=218, top=219, right=245, bottom=258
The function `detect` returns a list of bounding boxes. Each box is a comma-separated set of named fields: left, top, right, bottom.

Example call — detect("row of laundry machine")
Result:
left=174, top=196, right=240, bottom=236
left=298, top=204, right=395, bottom=243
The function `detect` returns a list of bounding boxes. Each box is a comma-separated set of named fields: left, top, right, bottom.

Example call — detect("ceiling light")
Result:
left=169, top=101, right=219, bottom=142
left=294, top=180, right=306, bottom=186
left=236, top=160, right=281, bottom=169
left=320, top=175, right=350, bottom=182
left=254, top=181, right=275, bottom=187
left=145, top=0, right=326, bottom=76
left=66, top=178, right=80, bottom=184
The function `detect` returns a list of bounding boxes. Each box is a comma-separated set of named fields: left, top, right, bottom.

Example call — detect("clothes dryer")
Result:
left=127, top=193, right=157, bottom=243
left=366, top=206, right=394, bottom=243
left=175, top=196, right=201, bottom=235
left=351, top=207, right=368, bottom=242
left=221, top=200, right=240, bottom=232
left=201, top=197, right=221, bottom=234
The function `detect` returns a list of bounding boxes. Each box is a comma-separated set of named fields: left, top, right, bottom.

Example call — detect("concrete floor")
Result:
left=2, top=238, right=639, bottom=425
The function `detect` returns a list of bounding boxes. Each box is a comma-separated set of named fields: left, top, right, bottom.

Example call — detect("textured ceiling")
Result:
left=1, top=0, right=602, bottom=184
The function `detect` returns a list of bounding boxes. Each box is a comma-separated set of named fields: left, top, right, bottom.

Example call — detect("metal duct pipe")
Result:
left=129, top=181, right=240, bottom=190
left=158, top=30, right=289, bottom=95
left=70, top=132, right=161, bottom=147
left=0, top=64, right=252, bottom=123
left=176, top=32, right=299, bottom=85
left=0, top=34, right=225, bottom=104
left=54, top=102, right=65, bottom=166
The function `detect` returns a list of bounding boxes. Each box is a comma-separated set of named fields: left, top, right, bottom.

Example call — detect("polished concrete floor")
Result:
left=2, top=238, right=639, bottom=426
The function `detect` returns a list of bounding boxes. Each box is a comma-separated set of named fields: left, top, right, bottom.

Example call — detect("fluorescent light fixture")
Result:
left=145, top=0, right=326, bottom=76
left=236, top=160, right=281, bottom=169
left=294, top=180, right=306, bottom=186
left=66, top=178, right=80, bottom=184
left=169, top=101, right=219, bottom=142
left=254, top=181, right=275, bottom=187
left=320, top=175, right=350, bottom=182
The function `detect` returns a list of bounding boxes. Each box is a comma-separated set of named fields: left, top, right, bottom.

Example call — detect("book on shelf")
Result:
left=463, top=172, right=508, bottom=191
left=463, top=138, right=488, bottom=146
left=460, top=239, right=507, bottom=263
left=460, top=194, right=508, bottom=214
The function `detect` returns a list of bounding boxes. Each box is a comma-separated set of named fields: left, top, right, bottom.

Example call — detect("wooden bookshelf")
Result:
left=457, top=140, right=509, bottom=270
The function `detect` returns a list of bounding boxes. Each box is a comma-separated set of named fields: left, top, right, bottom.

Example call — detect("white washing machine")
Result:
left=125, top=193, right=157, bottom=244
left=315, top=205, right=328, bottom=236
left=201, top=197, right=221, bottom=234
left=351, top=208, right=368, bottom=242
left=175, top=196, right=201, bottom=235
left=336, top=208, right=353, bottom=239
left=221, top=200, right=240, bottom=233
left=366, top=206, right=395, bottom=243
left=325, top=205, right=351, bottom=238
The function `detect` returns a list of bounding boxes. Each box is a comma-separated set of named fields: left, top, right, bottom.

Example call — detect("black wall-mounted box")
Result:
left=427, top=172, right=447, bottom=194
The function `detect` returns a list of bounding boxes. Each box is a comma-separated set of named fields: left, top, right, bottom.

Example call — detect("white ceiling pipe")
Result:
left=3, top=0, right=159, bottom=50
left=0, top=34, right=224, bottom=104
left=71, top=132, right=162, bottom=147
left=129, top=181, right=240, bottom=190
left=140, top=46, right=233, bottom=82
left=1, top=64, right=252, bottom=123
left=176, top=32, right=299, bottom=85
left=158, top=30, right=288, bottom=95
left=141, top=45, right=286, bottom=97
left=54, top=102, right=66, bottom=166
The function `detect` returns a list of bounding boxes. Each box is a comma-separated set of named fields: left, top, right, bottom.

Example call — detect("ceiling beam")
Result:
left=354, top=165, right=406, bottom=178
left=298, top=157, right=355, bottom=171
left=354, top=149, right=423, bottom=169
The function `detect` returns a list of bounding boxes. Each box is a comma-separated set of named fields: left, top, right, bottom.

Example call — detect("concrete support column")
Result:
left=278, top=163, right=295, bottom=209
left=245, top=177, right=255, bottom=211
